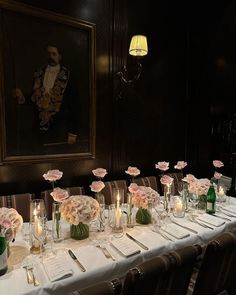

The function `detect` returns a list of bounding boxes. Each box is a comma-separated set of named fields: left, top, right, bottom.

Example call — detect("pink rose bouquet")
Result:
left=60, top=195, right=100, bottom=225
left=0, top=207, right=23, bottom=241
left=132, top=186, right=160, bottom=209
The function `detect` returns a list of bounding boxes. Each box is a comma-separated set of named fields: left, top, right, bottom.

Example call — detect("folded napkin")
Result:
left=162, top=223, right=190, bottom=239
left=43, top=255, right=73, bottom=282
left=111, top=236, right=141, bottom=257
left=197, top=214, right=225, bottom=227
left=222, top=205, right=236, bottom=215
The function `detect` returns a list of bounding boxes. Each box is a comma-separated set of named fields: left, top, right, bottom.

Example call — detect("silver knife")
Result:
left=171, top=220, right=198, bottom=234
left=126, top=233, right=149, bottom=250
left=68, top=249, right=86, bottom=272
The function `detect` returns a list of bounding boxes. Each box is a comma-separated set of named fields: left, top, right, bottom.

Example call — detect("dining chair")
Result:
left=102, top=180, right=128, bottom=204
left=65, top=186, right=85, bottom=196
left=122, top=244, right=202, bottom=295
left=0, top=195, right=11, bottom=207
left=11, top=193, right=32, bottom=222
left=132, top=176, right=162, bottom=194
left=68, top=278, right=122, bottom=295
left=190, top=231, right=236, bottom=295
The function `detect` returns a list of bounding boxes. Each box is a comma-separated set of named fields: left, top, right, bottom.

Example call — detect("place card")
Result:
left=43, top=255, right=73, bottom=282
left=111, top=236, right=141, bottom=257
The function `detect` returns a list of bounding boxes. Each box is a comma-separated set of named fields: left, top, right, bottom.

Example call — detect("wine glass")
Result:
left=189, top=192, right=199, bottom=212
left=177, top=182, right=183, bottom=196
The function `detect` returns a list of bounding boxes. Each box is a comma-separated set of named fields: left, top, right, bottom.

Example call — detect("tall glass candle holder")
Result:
left=30, top=199, right=46, bottom=254
left=173, top=196, right=185, bottom=218
left=111, top=188, right=124, bottom=234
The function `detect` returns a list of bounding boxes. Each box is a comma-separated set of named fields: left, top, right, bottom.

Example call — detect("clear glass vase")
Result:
left=52, top=202, right=63, bottom=243
left=95, top=192, right=105, bottom=232
left=0, top=236, right=8, bottom=276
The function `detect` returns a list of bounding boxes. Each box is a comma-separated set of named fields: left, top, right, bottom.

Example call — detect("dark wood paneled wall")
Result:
left=0, top=0, right=234, bottom=196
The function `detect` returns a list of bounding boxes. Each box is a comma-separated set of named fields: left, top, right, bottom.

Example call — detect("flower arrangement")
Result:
left=129, top=185, right=160, bottom=225
left=60, top=195, right=100, bottom=240
left=60, top=195, right=100, bottom=225
left=43, top=169, right=66, bottom=242
left=0, top=207, right=23, bottom=241
left=182, top=174, right=212, bottom=196
left=131, top=185, right=160, bottom=209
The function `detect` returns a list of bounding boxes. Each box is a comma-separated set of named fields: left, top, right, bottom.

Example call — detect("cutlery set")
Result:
left=23, top=265, right=40, bottom=286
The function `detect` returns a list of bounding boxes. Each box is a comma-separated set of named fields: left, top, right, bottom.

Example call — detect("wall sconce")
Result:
left=117, top=35, right=148, bottom=92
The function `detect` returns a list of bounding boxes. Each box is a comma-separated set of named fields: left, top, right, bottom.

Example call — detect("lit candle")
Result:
left=218, top=186, right=225, bottom=197
left=175, top=198, right=183, bottom=213
left=115, top=193, right=121, bottom=228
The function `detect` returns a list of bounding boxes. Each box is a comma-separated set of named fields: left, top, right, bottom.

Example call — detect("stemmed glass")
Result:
left=177, top=182, right=183, bottom=196
left=189, top=192, right=199, bottom=212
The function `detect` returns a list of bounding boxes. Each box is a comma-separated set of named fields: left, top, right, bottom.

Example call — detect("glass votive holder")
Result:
left=29, top=199, right=46, bottom=254
left=108, top=204, right=125, bottom=238
left=173, top=197, right=185, bottom=218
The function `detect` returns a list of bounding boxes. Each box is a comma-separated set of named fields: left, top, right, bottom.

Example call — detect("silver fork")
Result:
left=27, top=266, right=40, bottom=286
left=23, top=265, right=33, bottom=284
left=96, top=245, right=116, bottom=261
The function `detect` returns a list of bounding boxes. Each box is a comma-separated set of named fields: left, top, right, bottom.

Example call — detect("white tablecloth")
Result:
left=1, top=197, right=236, bottom=295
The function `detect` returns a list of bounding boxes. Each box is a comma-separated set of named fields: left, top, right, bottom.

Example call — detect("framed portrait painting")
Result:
left=0, top=0, right=96, bottom=164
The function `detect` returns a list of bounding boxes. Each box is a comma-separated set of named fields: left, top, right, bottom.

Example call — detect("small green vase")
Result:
left=70, top=222, right=89, bottom=240
left=136, top=208, right=152, bottom=225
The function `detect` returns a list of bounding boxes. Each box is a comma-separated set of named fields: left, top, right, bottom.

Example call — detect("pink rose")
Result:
left=90, top=181, right=105, bottom=193
left=128, top=183, right=139, bottom=193
left=50, top=187, right=69, bottom=202
left=160, top=175, right=174, bottom=185
left=214, top=172, right=222, bottom=180
left=43, top=169, right=63, bottom=182
left=92, top=168, right=108, bottom=178
left=1, top=219, right=12, bottom=229
left=155, top=161, right=169, bottom=171
left=174, top=161, right=187, bottom=170
left=213, top=160, right=224, bottom=168
left=125, top=166, right=140, bottom=177
left=182, top=174, right=197, bottom=183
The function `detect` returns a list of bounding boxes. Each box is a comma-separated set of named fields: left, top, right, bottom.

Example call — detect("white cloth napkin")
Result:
left=196, top=214, right=225, bottom=227
left=111, top=237, right=141, bottom=257
left=222, top=205, right=236, bottom=215
left=43, top=254, right=73, bottom=282
left=162, top=223, right=190, bottom=239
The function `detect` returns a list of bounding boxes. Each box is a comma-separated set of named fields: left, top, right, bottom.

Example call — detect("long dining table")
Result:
left=1, top=197, right=236, bottom=295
